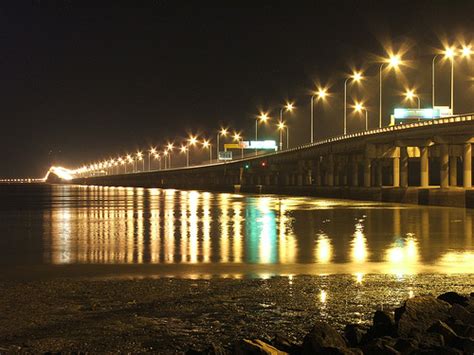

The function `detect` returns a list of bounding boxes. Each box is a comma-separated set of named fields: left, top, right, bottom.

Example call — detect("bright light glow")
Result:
left=354, top=102, right=365, bottom=112
left=352, top=71, right=363, bottom=82
left=387, top=54, right=401, bottom=68
left=285, top=102, right=295, bottom=112
left=180, top=145, right=187, bottom=153
left=167, top=143, right=174, bottom=151
left=277, top=121, right=286, bottom=130
left=149, top=147, right=156, bottom=154
left=219, top=128, right=228, bottom=136
left=444, top=46, right=455, bottom=59
left=233, top=132, right=242, bottom=141
left=461, top=45, right=472, bottom=57
left=202, top=139, right=210, bottom=148
left=316, top=88, right=327, bottom=100
left=136, top=151, right=143, bottom=159
left=258, top=112, right=270, bottom=122
left=404, top=89, right=417, bottom=100
left=188, top=135, right=198, bottom=146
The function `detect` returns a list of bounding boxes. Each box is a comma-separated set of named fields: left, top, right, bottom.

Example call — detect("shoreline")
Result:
left=0, top=274, right=472, bottom=353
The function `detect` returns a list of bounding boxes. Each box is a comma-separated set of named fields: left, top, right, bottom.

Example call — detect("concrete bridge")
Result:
left=71, top=113, right=474, bottom=208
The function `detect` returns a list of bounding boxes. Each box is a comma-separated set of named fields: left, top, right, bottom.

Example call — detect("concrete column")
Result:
left=449, top=157, right=457, bottom=187
left=334, top=163, right=340, bottom=186
left=464, top=143, right=472, bottom=188
left=327, top=155, right=334, bottom=187
left=375, top=160, right=383, bottom=187
left=393, top=156, right=400, bottom=187
left=265, top=175, right=271, bottom=186
left=364, top=157, right=371, bottom=187
left=284, top=174, right=290, bottom=186
left=306, top=169, right=312, bottom=185
left=420, top=146, right=429, bottom=187
left=400, top=146, right=408, bottom=188
left=440, top=144, right=449, bottom=189
left=314, top=159, right=321, bottom=186
left=352, top=158, right=359, bottom=187
left=297, top=174, right=303, bottom=186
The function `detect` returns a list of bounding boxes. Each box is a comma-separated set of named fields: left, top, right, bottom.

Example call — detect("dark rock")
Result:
left=396, top=296, right=451, bottom=337
left=438, top=292, right=468, bottom=307
left=362, top=338, right=400, bottom=354
left=271, top=334, right=301, bottom=354
left=393, top=337, right=418, bottom=353
left=371, top=310, right=396, bottom=338
left=417, top=333, right=445, bottom=349
left=235, top=339, right=287, bottom=355
left=451, top=335, right=474, bottom=353
left=411, top=346, right=462, bottom=354
left=302, top=322, right=347, bottom=355
left=186, top=344, right=229, bottom=355
left=427, top=320, right=458, bottom=344
left=450, top=303, right=474, bottom=325
left=318, top=347, right=363, bottom=354
left=343, top=324, right=365, bottom=347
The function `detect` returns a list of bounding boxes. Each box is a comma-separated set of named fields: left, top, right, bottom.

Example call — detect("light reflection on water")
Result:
left=4, top=184, right=474, bottom=277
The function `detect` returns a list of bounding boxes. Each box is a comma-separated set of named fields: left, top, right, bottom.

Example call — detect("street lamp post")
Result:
left=233, top=132, right=243, bottom=159
left=148, top=147, right=156, bottom=171
left=354, top=102, right=369, bottom=131
left=255, top=113, right=269, bottom=156
left=310, top=88, right=327, bottom=143
left=444, top=47, right=455, bottom=113
left=202, top=139, right=212, bottom=162
left=277, top=121, right=286, bottom=151
left=432, top=53, right=440, bottom=107
left=216, top=128, right=228, bottom=161
left=279, top=102, right=294, bottom=150
left=344, top=72, right=363, bottom=135
left=379, top=54, right=402, bottom=128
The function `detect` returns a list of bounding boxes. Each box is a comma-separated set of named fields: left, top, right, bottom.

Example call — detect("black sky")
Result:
left=2, top=0, right=474, bottom=177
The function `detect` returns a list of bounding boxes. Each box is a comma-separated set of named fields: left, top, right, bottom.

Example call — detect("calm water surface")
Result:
left=1, top=184, right=473, bottom=278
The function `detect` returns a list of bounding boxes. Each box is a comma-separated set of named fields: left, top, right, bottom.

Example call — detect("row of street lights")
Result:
left=75, top=42, right=473, bottom=177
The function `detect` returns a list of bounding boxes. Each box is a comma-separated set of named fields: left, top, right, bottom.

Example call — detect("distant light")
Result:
left=404, top=89, right=417, bottom=100
left=444, top=46, right=455, bottom=59
left=387, top=54, right=401, bottom=68
left=219, top=128, right=228, bottom=136
left=188, top=135, right=198, bottom=146
left=277, top=121, right=286, bottom=130
left=354, top=102, right=365, bottom=112
left=461, top=45, right=473, bottom=57
left=285, top=102, right=295, bottom=112
left=352, top=71, right=363, bottom=82
left=316, top=88, right=327, bottom=100
left=258, top=112, right=270, bottom=122
left=233, top=132, right=242, bottom=141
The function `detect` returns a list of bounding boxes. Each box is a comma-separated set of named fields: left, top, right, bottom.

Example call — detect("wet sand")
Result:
left=0, top=274, right=472, bottom=353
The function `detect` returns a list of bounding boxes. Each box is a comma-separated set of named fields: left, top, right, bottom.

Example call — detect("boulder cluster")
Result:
left=187, top=292, right=474, bottom=354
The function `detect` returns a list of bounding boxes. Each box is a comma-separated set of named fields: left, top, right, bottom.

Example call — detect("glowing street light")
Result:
left=153, top=152, right=162, bottom=170
left=311, top=87, right=328, bottom=143
left=216, top=128, right=228, bottom=161
left=233, top=131, right=244, bottom=158
left=353, top=102, right=369, bottom=131
left=380, top=53, right=403, bottom=128
left=180, top=144, right=189, bottom=167
left=344, top=71, right=363, bottom=135
left=148, top=147, right=156, bottom=171
left=277, top=121, right=287, bottom=152
left=166, top=143, right=174, bottom=168
left=279, top=102, right=295, bottom=150
left=202, top=139, right=212, bottom=162
left=461, top=45, right=473, bottom=58
left=163, top=150, right=169, bottom=169
left=403, top=89, right=420, bottom=109
left=136, top=151, right=144, bottom=172
left=255, top=112, right=270, bottom=156
left=126, top=154, right=133, bottom=174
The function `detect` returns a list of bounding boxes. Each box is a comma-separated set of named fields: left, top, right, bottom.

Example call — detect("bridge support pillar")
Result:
left=440, top=144, right=449, bottom=189
left=297, top=174, right=303, bottom=186
left=450, top=157, right=457, bottom=187
left=314, top=159, right=321, bottom=186
left=327, top=155, right=334, bottom=187
left=420, top=146, right=429, bottom=187
left=306, top=169, right=312, bottom=185
left=464, top=143, right=472, bottom=188
left=400, top=146, right=408, bottom=188
left=375, top=160, right=383, bottom=187
left=351, top=158, right=358, bottom=187
left=364, top=157, right=371, bottom=187
left=265, top=175, right=271, bottom=186
left=393, top=156, right=400, bottom=187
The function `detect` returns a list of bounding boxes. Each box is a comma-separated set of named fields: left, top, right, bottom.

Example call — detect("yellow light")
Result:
left=316, top=88, right=327, bottom=100
left=163, top=150, right=168, bottom=156
left=167, top=143, right=174, bottom=151
left=354, top=102, right=365, bottom=112
left=444, top=46, right=455, bottom=59
left=462, top=45, right=472, bottom=57
left=404, top=89, right=416, bottom=100
left=180, top=145, right=187, bottom=153
left=149, top=147, right=156, bottom=154
left=387, top=54, right=401, bottom=68
left=285, top=102, right=295, bottom=112
left=136, top=151, right=143, bottom=159
left=220, top=128, right=228, bottom=136
left=258, top=112, right=270, bottom=122
left=352, top=71, right=363, bottom=82
left=202, top=139, right=210, bottom=148
left=233, top=132, right=242, bottom=141
left=188, top=135, right=198, bottom=146
left=277, top=121, right=286, bottom=130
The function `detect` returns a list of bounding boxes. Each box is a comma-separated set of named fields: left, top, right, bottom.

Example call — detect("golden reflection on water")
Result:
left=45, top=186, right=474, bottom=275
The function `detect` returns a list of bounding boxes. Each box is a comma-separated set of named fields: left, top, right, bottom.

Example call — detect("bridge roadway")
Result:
left=71, top=113, right=474, bottom=208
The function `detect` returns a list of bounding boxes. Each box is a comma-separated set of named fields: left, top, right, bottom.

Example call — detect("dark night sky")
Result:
left=2, top=0, right=474, bottom=177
